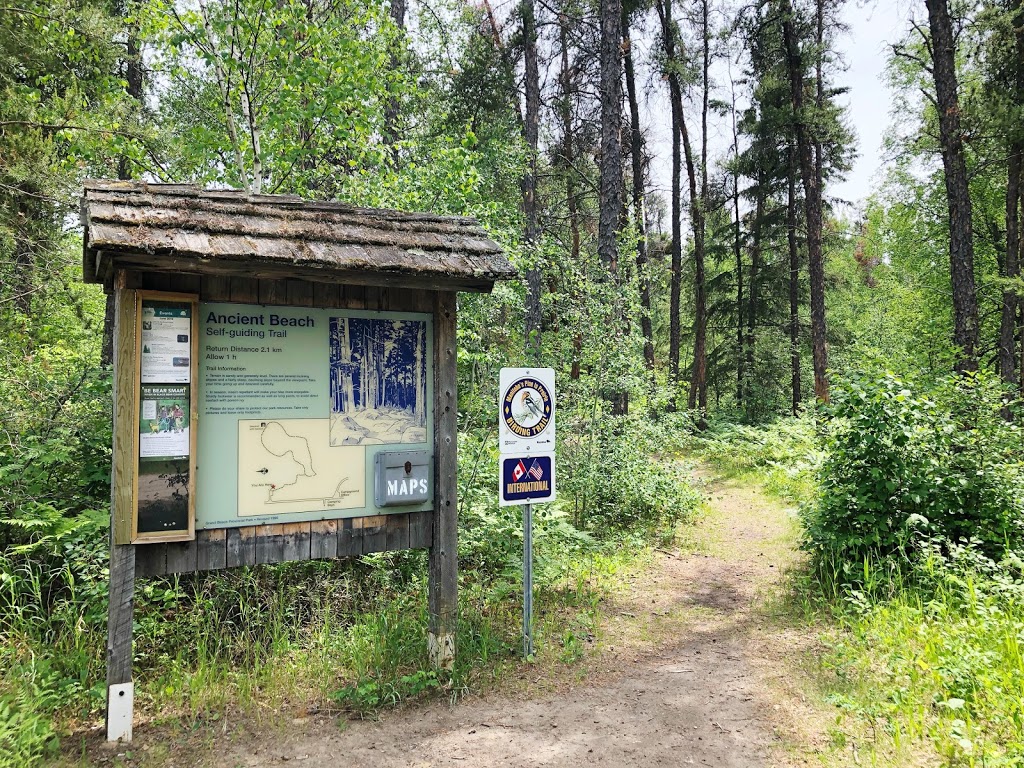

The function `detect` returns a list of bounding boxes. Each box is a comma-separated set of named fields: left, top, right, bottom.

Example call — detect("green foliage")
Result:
left=330, top=668, right=440, bottom=716
left=0, top=254, right=110, bottom=545
left=675, top=414, right=821, bottom=504
left=561, top=416, right=701, bottom=539
left=823, top=543, right=1024, bottom=766
left=803, top=370, right=1024, bottom=580
left=0, top=690, right=60, bottom=768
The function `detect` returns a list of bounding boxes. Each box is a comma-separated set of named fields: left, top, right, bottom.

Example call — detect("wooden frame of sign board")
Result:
left=128, top=290, right=198, bottom=545
left=83, top=181, right=514, bottom=745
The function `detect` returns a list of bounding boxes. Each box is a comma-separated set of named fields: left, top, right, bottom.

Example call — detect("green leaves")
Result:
left=803, top=369, right=1024, bottom=578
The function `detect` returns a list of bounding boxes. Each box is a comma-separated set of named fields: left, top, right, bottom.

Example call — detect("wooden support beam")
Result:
left=106, top=273, right=137, bottom=742
left=429, top=291, right=458, bottom=670
left=111, top=283, right=138, bottom=545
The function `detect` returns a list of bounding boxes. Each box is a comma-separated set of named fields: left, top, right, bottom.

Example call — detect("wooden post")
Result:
left=107, top=274, right=137, bottom=742
left=428, top=291, right=458, bottom=670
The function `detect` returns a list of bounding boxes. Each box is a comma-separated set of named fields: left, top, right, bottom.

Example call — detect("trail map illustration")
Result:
left=237, top=419, right=363, bottom=516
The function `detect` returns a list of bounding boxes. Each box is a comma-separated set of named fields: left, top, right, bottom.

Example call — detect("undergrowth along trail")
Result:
left=104, top=463, right=831, bottom=768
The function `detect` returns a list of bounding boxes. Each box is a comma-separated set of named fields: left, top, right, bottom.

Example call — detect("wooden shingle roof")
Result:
left=81, top=181, right=515, bottom=292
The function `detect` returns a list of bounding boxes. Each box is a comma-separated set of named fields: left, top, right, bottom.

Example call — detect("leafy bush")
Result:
left=560, top=414, right=701, bottom=538
left=0, top=690, right=60, bottom=768
left=803, top=371, right=1024, bottom=578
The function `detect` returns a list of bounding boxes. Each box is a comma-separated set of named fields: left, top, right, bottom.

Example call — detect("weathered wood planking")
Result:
left=357, top=515, right=388, bottom=554
left=106, top=271, right=139, bottom=733
left=429, top=291, right=458, bottom=668
left=409, top=510, right=432, bottom=549
left=105, top=543, right=136, bottom=689
left=226, top=526, right=257, bottom=568
left=139, top=272, right=432, bottom=315
left=338, top=517, right=360, bottom=557
left=111, top=280, right=138, bottom=545
left=309, top=520, right=338, bottom=559
left=197, top=529, right=227, bottom=570
left=135, top=513, right=428, bottom=576
left=113, top=254, right=497, bottom=293
left=82, top=183, right=515, bottom=294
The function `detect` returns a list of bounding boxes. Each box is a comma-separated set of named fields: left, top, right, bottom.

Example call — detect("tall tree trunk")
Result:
left=557, top=19, right=584, bottom=380
left=780, top=0, right=829, bottom=402
left=12, top=195, right=35, bottom=316
left=729, top=62, right=744, bottom=408
left=925, top=0, right=980, bottom=372
left=1002, top=144, right=1021, bottom=391
left=813, top=0, right=825, bottom=217
left=522, top=0, right=543, bottom=359
left=383, top=0, right=407, bottom=163
left=622, top=12, right=655, bottom=371
left=599, top=0, right=626, bottom=414
left=745, top=185, right=765, bottom=416
left=1000, top=2, right=1023, bottom=401
left=657, top=0, right=683, bottom=387
left=787, top=141, right=802, bottom=415
left=687, top=0, right=710, bottom=427
left=598, top=0, right=623, bottom=274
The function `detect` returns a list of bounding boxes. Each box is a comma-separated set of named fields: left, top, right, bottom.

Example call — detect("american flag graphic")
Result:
left=512, top=460, right=527, bottom=482
left=527, top=459, right=544, bottom=481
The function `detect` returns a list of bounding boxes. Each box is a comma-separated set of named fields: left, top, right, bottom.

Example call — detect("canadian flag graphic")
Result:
left=512, top=460, right=527, bottom=482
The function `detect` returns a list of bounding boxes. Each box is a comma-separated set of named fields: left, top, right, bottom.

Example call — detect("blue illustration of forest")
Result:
left=328, top=317, right=428, bottom=445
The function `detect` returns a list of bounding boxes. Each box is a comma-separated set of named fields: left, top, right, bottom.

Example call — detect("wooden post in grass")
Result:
left=106, top=270, right=137, bottom=742
left=429, top=291, right=458, bottom=670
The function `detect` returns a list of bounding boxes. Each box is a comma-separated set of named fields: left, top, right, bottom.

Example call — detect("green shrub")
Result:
left=560, top=415, right=701, bottom=538
left=0, top=691, right=60, bottom=768
left=803, top=371, right=1024, bottom=579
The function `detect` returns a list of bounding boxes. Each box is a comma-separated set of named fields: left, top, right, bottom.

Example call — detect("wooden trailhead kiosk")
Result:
left=80, top=180, right=514, bottom=742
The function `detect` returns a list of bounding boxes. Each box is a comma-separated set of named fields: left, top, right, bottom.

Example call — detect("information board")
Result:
left=134, top=296, right=197, bottom=542
left=195, top=304, right=433, bottom=529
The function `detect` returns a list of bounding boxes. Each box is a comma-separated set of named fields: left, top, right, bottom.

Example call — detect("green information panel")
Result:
left=196, top=303, right=433, bottom=529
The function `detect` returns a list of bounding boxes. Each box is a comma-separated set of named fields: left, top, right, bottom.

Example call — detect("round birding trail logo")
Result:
left=502, top=376, right=553, bottom=439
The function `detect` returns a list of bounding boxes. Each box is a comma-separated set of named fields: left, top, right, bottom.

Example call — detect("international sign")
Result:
left=498, top=368, right=555, bottom=454
left=499, top=453, right=555, bottom=506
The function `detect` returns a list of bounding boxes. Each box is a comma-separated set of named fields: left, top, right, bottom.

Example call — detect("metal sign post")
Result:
left=498, top=367, right=555, bottom=659
left=523, top=502, right=534, bottom=657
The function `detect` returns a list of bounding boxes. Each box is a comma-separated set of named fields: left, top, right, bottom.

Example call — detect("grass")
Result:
left=677, top=415, right=821, bottom=506
left=812, top=548, right=1024, bottom=767
left=0, top=524, right=672, bottom=767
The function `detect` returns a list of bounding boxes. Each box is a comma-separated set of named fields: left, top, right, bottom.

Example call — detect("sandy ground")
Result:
left=159, top=467, right=826, bottom=768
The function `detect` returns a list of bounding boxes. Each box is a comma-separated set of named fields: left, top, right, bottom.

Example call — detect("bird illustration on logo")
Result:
left=521, top=390, right=544, bottom=419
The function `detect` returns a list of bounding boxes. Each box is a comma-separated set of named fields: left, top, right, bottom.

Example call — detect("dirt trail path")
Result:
left=207, top=468, right=819, bottom=768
